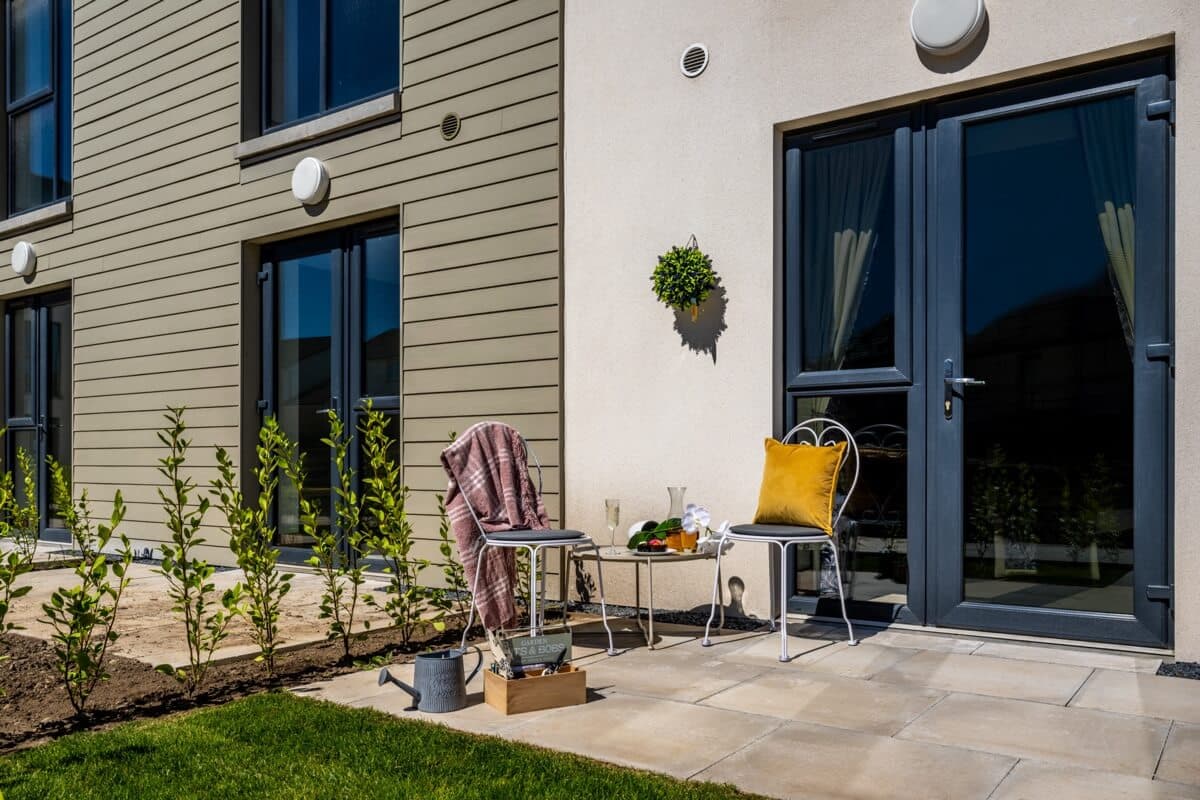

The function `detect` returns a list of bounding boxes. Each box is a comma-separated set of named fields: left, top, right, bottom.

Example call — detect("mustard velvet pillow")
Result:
left=753, top=438, right=847, bottom=534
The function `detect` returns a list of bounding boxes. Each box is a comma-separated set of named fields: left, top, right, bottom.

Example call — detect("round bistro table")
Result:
left=572, top=547, right=725, bottom=649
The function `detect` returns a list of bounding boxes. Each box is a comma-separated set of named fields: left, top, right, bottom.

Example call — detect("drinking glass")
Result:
left=605, top=499, right=621, bottom=552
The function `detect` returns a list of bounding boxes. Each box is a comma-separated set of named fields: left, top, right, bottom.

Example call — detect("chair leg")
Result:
left=778, top=540, right=791, bottom=663
left=461, top=542, right=489, bottom=652
left=587, top=542, right=618, bottom=656
left=828, top=539, right=858, bottom=646
left=528, top=545, right=540, bottom=636
left=701, top=533, right=728, bottom=647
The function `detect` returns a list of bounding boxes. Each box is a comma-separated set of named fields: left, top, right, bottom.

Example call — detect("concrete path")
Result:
left=295, top=621, right=1200, bottom=800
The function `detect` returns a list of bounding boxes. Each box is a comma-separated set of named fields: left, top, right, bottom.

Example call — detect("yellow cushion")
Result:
left=753, top=438, right=846, bottom=534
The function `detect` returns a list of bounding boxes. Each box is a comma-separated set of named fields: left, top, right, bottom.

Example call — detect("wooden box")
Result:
left=483, top=665, right=586, bottom=715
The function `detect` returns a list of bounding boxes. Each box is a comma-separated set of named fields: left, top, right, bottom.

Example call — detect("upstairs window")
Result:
left=6, top=0, right=71, bottom=216
left=263, top=0, right=400, bottom=132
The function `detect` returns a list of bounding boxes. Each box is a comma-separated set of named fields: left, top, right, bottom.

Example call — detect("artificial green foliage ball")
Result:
left=651, top=244, right=717, bottom=314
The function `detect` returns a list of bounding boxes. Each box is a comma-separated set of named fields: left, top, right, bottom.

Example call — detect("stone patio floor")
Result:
left=296, top=620, right=1200, bottom=800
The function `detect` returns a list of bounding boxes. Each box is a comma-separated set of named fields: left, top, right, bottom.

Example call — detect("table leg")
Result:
left=634, top=561, right=649, bottom=645
left=718, top=557, right=726, bottom=632
left=559, top=548, right=569, bottom=629
left=647, top=558, right=655, bottom=650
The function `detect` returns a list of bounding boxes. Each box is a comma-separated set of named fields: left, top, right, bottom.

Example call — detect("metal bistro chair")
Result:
left=457, top=426, right=617, bottom=656
left=702, top=417, right=859, bottom=662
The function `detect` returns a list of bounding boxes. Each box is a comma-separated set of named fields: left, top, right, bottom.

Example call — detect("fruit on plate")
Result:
left=627, top=518, right=682, bottom=550
left=636, top=538, right=667, bottom=553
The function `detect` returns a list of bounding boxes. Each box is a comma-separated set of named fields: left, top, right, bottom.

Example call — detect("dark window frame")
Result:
left=2, top=0, right=71, bottom=218
left=241, top=0, right=401, bottom=141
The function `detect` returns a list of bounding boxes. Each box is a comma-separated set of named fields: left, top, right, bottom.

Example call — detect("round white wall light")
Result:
left=911, top=0, right=986, bottom=56
left=291, top=157, right=330, bottom=205
left=11, top=241, right=36, bottom=277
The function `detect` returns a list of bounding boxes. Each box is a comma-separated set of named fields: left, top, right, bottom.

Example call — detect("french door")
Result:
left=784, top=58, right=1173, bottom=646
left=4, top=290, right=71, bottom=538
left=259, top=221, right=400, bottom=549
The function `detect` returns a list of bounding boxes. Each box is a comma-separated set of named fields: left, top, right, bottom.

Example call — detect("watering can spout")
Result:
left=377, top=667, right=421, bottom=706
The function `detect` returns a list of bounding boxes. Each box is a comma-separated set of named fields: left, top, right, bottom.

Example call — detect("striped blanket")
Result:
left=440, top=421, right=550, bottom=630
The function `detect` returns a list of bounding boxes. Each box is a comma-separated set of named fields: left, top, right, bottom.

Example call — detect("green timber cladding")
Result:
left=0, top=0, right=565, bottom=566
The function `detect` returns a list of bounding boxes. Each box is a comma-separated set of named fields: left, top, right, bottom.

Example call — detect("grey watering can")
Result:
left=377, top=646, right=482, bottom=713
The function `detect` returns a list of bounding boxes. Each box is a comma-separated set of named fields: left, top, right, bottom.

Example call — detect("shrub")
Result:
left=40, top=458, right=134, bottom=716
left=428, top=491, right=471, bottom=631
left=0, top=442, right=37, bottom=673
left=360, top=403, right=429, bottom=646
left=212, top=417, right=293, bottom=677
left=650, top=239, right=718, bottom=321
left=154, top=407, right=243, bottom=695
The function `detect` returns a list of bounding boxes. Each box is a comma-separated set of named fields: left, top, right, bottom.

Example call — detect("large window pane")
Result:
left=961, top=95, right=1135, bottom=615
left=55, top=0, right=70, bottom=196
left=46, top=298, right=70, bottom=528
left=9, top=305, right=36, bottom=419
left=12, top=101, right=56, bottom=213
left=9, top=0, right=51, bottom=102
left=792, top=393, right=908, bottom=607
left=267, top=0, right=321, bottom=129
left=330, top=0, right=399, bottom=109
left=361, top=231, right=400, bottom=398
left=801, top=134, right=896, bottom=372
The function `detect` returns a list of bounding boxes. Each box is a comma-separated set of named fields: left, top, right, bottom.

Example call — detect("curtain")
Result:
left=1076, top=97, right=1136, bottom=353
left=803, top=135, right=892, bottom=375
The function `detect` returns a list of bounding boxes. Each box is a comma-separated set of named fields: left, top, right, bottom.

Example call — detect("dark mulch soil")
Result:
left=1158, top=661, right=1200, bottom=680
left=0, top=621, right=474, bottom=754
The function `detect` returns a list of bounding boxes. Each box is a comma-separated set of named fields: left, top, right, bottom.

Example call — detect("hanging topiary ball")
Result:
left=651, top=236, right=718, bottom=322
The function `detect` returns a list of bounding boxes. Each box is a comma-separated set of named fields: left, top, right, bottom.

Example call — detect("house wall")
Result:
left=0, top=0, right=565, bottom=566
left=561, top=0, right=1200, bottom=659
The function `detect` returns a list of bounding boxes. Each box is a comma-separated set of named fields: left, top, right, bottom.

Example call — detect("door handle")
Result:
left=943, top=359, right=986, bottom=419
left=315, top=396, right=340, bottom=416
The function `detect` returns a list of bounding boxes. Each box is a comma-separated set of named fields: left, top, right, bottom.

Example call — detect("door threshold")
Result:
left=793, top=612, right=1173, bottom=657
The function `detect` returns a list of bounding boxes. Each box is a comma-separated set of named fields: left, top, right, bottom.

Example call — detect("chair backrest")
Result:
left=781, top=417, right=860, bottom=532
left=448, top=421, right=544, bottom=538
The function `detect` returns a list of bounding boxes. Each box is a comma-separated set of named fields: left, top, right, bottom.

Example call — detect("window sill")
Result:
left=0, top=198, right=73, bottom=238
left=234, top=92, right=400, bottom=162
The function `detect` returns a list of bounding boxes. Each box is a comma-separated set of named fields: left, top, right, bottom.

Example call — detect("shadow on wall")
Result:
left=688, top=575, right=759, bottom=621
left=673, top=280, right=728, bottom=363
left=916, top=13, right=989, bottom=73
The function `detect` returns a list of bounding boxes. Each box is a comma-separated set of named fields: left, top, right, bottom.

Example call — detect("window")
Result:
left=261, top=0, right=399, bottom=133
left=5, top=0, right=71, bottom=216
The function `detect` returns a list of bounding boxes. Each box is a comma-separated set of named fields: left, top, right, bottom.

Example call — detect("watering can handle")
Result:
left=465, top=645, right=483, bottom=685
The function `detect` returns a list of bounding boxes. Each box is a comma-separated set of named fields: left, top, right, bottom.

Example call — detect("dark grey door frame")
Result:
left=926, top=68, right=1173, bottom=647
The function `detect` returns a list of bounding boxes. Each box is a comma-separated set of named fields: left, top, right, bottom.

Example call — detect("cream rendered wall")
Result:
left=561, top=0, right=1200, bottom=659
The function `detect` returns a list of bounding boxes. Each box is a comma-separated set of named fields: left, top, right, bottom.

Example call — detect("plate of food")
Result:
left=626, top=519, right=683, bottom=555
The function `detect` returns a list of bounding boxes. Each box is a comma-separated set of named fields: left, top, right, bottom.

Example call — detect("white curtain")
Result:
left=1076, top=98, right=1136, bottom=352
left=804, top=136, right=892, bottom=373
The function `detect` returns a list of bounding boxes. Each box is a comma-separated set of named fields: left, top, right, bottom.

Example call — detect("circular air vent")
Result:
left=441, top=112, right=461, bottom=141
left=680, top=43, right=709, bottom=78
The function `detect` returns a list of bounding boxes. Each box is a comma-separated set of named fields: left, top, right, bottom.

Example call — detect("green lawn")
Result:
left=0, top=693, right=762, bottom=800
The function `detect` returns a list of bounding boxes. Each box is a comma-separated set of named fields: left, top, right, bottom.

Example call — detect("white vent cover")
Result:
left=11, top=241, right=35, bottom=277
left=291, top=157, right=330, bottom=206
left=680, top=43, right=709, bottom=78
left=910, top=0, right=986, bottom=56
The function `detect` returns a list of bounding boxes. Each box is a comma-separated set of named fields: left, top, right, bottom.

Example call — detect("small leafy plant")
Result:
left=154, top=407, right=243, bottom=695
left=40, top=458, right=134, bottom=717
left=212, top=417, right=294, bottom=677
left=429, top=490, right=471, bottom=631
left=0, top=440, right=38, bottom=673
left=360, top=403, right=429, bottom=647
left=651, top=238, right=718, bottom=321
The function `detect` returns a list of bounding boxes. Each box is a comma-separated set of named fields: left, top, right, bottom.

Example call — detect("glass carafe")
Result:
left=666, top=487, right=686, bottom=550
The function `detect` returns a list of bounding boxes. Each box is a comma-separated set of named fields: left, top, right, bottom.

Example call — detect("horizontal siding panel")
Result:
left=75, top=427, right=238, bottom=450
left=74, top=407, right=239, bottom=433
left=77, top=0, right=234, bottom=61
left=74, top=286, right=239, bottom=331
left=402, top=278, right=558, bottom=322
left=404, top=332, right=558, bottom=370
left=404, top=226, right=558, bottom=274
left=75, top=93, right=237, bottom=168
left=74, top=306, right=240, bottom=347
left=404, top=306, right=557, bottom=347
left=403, top=0, right=513, bottom=38
left=75, top=68, right=238, bottom=145
left=74, top=444, right=238, bottom=468
left=75, top=366, right=240, bottom=399
left=404, top=359, right=557, bottom=395
left=405, top=252, right=558, bottom=298
left=403, top=171, right=557, bottom=227
left=403, top=40, right=558, bottom=112
left=72, top=166, right=241, bottom=233
left=404, top=386, right=557, bottom=417
left=404, top=0, right=556, bottom=62
left=77, top=387, right=239, bottom=416
left=405, top=11, right=557, bottom=86
left=75, top=347, right=237, bottom=381
left=75, top=0, right=163, bottom=45
left=74, top=465, right=225, bottom=488
left=75, top=123, right=238, bottom=196
left=404, top=412, right=556, bottom=442
left=75, top=327, right=239, bottom=364
left=73, top=264, right=239, bottom=313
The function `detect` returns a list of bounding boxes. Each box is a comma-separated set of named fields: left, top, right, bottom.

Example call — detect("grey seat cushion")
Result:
left=486, top=529, right=587, bottom=543
left=730, top=523, right=828, bottom=538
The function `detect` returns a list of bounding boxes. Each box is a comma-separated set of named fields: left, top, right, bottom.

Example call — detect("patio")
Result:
left=297, top=620, right=1199, bottom=800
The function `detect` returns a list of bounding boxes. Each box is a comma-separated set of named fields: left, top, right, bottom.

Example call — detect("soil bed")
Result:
left=0, top=622, right=472, bottom=753
left=1158, top=661, right=1200, bottom=680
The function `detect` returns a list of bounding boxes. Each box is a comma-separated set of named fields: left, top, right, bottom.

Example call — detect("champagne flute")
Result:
left=605, top=499, right=620, bottom=552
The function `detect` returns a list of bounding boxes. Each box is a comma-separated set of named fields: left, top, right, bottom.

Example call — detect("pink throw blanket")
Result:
left=440, top=421, right=550, bottom=630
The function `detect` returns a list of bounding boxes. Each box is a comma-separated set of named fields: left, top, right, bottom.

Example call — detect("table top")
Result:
left=574, top=546, right=717, bottom=563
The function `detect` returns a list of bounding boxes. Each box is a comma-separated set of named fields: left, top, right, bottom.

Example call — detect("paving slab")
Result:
left=872, top=650, right=1093, bottom=705
left=580, top=646, right=763, bottom=703
left=990, top=760, right=1200, bottom=800
left=789, top=641, right=921, bottom=678
left=701, top=669, right=943, bottom=735
left=856, top=628, right=984, bottom=654
left=705, top=630, right=838, bottom=669
left=695, top=720, right=1015, bottom=800
left=1157, top=723, right=1200, bottom=787
left=508, top=692, right=782, bottom=780
left=1071, top=669, right=1200, bottom=724
left=897, top=692, right=1170, bottom=777
left=973, top=641, right=1162, bottom=673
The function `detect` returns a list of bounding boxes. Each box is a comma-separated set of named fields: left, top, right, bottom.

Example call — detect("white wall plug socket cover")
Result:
left=291, top=157, right=330, bottom=205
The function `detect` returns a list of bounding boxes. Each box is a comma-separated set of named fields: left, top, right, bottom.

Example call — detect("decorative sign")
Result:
left=500, top=632, right=572, bottom=670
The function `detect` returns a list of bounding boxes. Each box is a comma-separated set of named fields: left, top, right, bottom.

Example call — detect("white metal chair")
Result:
left=456, top=426, right=617, bottom=656
left=702, top=417, right=859, bottom=662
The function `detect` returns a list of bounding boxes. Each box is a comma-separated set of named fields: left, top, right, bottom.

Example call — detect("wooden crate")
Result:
left=484, top=665, right=586, bottom=715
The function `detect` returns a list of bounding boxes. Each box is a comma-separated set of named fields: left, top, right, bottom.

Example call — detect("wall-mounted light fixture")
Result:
left=910, top=0, right=986, bottom=56
left=291, top=157, right=330, bottom=206
left=11, top=241, right=36, bottom=277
